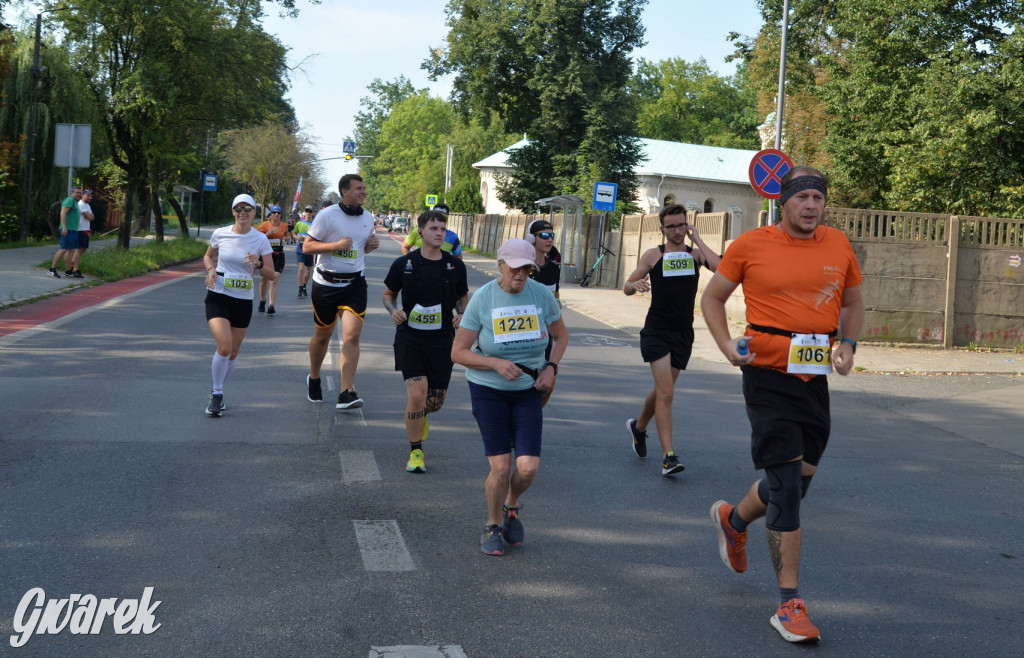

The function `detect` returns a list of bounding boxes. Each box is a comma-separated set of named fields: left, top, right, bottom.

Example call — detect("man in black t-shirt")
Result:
left=383, top=210, right=469, bottom=473
left=622, top=204, right=721, bottom=476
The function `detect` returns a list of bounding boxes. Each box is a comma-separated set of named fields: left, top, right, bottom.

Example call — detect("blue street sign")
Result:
left=593, top=181, right=617, bottom=212
left=342, top=140, right=356, bottom=154
left=201, top=172, right=217, bottom=192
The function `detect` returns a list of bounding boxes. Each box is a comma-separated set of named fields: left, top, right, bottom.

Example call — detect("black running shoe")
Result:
left=627, top=418, right=648, bottom=458
left=48, top=268, right=61, bottom=278
left=205, top=392, right=224, bottom=417
left=65, top=270, right=74, bottom=276
left=336, top=388, right=364, bottom=409
left=72, top=271, right=84, bottom=279
left=661, top=453, right=685, bottom=476
left=258, top=300, right=266, bottom=312
left=297, top=288, right=304, bottom=298
left=307, top=375, right=323, bottom=403
left=267, top=305, right=275, bottom=315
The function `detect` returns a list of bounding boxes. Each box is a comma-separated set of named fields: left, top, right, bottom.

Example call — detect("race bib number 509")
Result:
left=491, top=305, right=542, bottom=343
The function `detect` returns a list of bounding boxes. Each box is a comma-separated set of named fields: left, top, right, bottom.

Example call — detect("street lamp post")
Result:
left=19, top=12, right=44, bottom=242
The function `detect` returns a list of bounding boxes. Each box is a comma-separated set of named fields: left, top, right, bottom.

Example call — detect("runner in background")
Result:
left=255, top=205, right=290, bottom=315
left=294, top=207, right=314, bottom=298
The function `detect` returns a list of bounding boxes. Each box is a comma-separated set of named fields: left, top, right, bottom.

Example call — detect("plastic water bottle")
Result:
left=737, top=338, right=749, bottom=355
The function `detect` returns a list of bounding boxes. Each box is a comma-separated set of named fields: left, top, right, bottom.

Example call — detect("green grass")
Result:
left=39, top=237, right=208, bottom=281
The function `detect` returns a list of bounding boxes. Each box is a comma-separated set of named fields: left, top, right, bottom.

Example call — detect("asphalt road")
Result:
left=1, top=235, right=1022, bottom=657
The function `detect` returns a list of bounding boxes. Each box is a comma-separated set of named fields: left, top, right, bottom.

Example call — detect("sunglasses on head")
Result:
left=233, top=205, right=254, bottom=213
left=535, top=231, right=555, bottom=239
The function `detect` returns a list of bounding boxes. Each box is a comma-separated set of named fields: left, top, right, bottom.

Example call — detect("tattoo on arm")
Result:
left=384, top=296, right=399, bottom=315
left=767, top=529, right=783, bottom=578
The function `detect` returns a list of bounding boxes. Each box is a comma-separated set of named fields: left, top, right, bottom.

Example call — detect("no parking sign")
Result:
left=748, top=149, right=794, bottom=199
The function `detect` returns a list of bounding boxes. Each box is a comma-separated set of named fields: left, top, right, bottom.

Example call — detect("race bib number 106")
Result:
left=491, top=305, right=542, bottom=343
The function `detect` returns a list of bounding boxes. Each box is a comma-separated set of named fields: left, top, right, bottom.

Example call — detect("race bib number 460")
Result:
left=662, top=251, right=695, bottom=276
left=787, top=333, right=832, bottom=375
left=491, top=305, right=542, bottom=343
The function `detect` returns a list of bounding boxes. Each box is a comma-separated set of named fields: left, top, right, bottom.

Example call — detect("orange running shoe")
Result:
left=770, top=598, right=821, bottom=643
left=710, top=500, right=747, bottom=573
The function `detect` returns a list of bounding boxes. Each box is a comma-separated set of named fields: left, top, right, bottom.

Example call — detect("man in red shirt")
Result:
left=701, top=166, right=864, bottom=644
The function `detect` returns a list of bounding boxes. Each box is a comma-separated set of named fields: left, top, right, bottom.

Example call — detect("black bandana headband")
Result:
left=779, top=175, right=828, bottom=206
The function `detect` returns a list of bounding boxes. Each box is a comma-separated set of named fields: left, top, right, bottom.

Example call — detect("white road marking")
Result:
left=353, top=520, right=415, bottom=572
left=369, top=646, right=467, bottom=658
left=339, top=450, right=381, bottom=483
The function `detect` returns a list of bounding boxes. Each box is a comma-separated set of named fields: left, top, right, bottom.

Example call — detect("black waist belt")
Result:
left=317, top=268, right=362, bottom=284
left=515, top=363, right=539, bottom=380
left=748, top=323, right=837, bottom=338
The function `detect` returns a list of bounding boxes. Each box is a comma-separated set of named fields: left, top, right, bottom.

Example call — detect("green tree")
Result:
left=633, top=57, right=759, bottom=149
left=353, top=77, right=419, bottom=211
left=220, top=119, right=320, bottom=216
left=428, top=0, right=647, bottom=213
left=50, top=0, right=295, bottom=247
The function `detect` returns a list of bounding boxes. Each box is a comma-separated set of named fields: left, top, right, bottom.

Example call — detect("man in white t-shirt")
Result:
left=75, top=190, right=95, bottom=276
left=301, top=174, right=380, bottom=409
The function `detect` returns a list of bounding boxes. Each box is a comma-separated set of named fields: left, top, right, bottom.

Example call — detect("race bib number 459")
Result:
left=787, top=333, right=832, bottom=375
left=491, top=305, right=542, bottom=343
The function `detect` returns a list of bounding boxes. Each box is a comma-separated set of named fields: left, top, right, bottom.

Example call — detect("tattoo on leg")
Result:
left=407, top=410, right=425, bottom=420
left=425, top=388, right=447, bottom=413
left=767, top=529, right=783, bottom=578
left=407, top=376, right=426, bottom=382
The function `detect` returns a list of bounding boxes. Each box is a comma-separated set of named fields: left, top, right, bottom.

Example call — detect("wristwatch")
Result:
left=543, top=361, right=559, bottom=375
left=841, top=338, right=857, bottom=353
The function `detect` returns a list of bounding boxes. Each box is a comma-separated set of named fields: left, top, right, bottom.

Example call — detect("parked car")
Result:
left=391, top=217, right=409, bottom=234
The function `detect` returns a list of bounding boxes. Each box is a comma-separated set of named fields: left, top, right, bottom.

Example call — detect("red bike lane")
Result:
left=0, top=262, right=205, bottom=339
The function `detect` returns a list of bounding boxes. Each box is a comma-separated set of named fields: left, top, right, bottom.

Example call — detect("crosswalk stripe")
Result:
left=353, top=520, right=415, bottom=572
left=339, top=450, right=381, bottom=482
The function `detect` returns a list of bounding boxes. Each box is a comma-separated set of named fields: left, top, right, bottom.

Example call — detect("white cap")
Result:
left=232, top=194, right=256, bottom=208
left=497, top=238, right=537, bottom=270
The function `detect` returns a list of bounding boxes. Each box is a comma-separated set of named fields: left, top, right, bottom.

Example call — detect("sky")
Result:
left=267, top=0, right=767, bottom=189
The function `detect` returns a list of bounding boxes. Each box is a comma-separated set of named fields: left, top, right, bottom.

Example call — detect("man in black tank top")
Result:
left=622, top=204, right=721, bottom=476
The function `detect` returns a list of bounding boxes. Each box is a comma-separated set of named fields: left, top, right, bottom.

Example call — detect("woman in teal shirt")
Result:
left=452, top=238, right=569, bottom=556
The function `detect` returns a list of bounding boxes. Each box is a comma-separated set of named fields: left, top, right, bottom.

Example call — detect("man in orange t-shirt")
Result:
left=701, top=166, right=864, bottom=645
left=255, top=205, right=291, bottom=314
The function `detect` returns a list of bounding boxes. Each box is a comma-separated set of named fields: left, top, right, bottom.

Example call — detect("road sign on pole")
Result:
left=592, top=182, right=617, bottom=212
left=425, top=194, right=438, bottom=208
left=343, top=140, right=356, bottom=154
left=748, top=149, right=794, bottom=200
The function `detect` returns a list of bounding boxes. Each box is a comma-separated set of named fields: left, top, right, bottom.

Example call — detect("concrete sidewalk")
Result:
left=2, top=238, right=1022, bottom=375
left=460, top=252, right=1024, bottom=376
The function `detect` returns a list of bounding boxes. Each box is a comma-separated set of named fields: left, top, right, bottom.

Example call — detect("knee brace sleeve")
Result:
left=764, top=461, right=803, bottom=532
left=757, top=478, right=769, bottom=505
left=801, top=474, right=814, bottom=499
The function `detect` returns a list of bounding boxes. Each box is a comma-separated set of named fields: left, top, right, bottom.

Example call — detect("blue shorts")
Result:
left=59, top=231, right=79, bottom=250
left=468, top=381, right=543, bottom=457
left=296, top=252, right=314, bottom=267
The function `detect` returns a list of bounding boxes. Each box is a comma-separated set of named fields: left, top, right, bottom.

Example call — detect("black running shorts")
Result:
left=205, top=290, right=253, bottom=328
left=310, top=277, right=367, bottom=328
left=741, top=366, right=831, bottom=469
left=394, top=332, right=455, bottom=389
left=639, top=326, right=693, bottom=370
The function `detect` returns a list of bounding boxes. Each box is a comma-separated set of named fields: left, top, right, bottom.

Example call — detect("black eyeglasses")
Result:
left=233, top=205, right=254, bottom=213
left=662, top=222, right=688, bottom=231
left=270, top=211, right=281, bottom=215
left=536, top=231, right=555, bottom=239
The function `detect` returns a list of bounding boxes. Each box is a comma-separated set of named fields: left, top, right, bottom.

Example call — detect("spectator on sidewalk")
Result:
left=75, top=189, right=95, bottom=275
left=49, top=186, right=84, bottom=278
